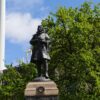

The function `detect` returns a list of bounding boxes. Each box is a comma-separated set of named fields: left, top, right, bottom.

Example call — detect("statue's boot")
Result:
left=44, top=72, right=49, bottom=78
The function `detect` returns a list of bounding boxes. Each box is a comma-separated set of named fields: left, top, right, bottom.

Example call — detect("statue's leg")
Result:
left=44, top=60, right=49, bottom=78
left=37, top=61, right=42, bottom=77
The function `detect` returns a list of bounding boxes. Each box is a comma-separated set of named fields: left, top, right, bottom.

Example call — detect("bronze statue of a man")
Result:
left=30, top=25, right=51, bottom=79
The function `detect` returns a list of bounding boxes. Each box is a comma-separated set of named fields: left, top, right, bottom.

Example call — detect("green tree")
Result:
left=18, top=63, right=37, bottom=83
left=0, top=63, right=36, bottom=100
left=42, top=2, right=100, bottom=100
left=0, top=66, right=24, bottom=100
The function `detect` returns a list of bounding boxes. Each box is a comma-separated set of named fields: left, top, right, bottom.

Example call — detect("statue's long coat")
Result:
left=30, top=32, right=50, bottom=63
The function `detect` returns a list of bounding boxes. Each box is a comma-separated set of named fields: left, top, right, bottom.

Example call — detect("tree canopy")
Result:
left=42, top=2, right=100, bottom=100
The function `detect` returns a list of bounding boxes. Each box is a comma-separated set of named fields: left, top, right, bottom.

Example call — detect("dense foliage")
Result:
left=0, top=63, right=36, bottom=100
left=42, top=2, right=100, bottom=100
left=0, top=2, right=100, bottom=100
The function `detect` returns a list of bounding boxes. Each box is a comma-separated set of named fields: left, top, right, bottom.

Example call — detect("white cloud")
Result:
left=6, top=12, right=41, bottom=43
left=40, top=7, right=49, bottom=12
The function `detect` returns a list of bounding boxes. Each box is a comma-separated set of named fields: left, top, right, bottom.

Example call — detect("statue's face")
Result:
left=38, top=26, right=43, bottom=32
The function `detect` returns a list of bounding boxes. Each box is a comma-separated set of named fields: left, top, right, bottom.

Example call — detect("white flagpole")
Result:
left=0, top=0, right=6, bottom=72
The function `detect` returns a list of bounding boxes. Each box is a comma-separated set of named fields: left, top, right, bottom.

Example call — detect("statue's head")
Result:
left=37, top=25, right=43, bottom=33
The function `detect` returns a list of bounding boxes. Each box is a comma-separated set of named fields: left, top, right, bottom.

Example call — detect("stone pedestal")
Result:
left=25, top=81, right=59, bottom=100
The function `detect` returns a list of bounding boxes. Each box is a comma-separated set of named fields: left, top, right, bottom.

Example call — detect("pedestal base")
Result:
left=25, top=81, right=59, bottom=100
left=25, top=96, right=58, bottom=100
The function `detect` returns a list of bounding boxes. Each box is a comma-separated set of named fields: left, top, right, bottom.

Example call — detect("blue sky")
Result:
left=6, top=0, right=100, bottom=65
